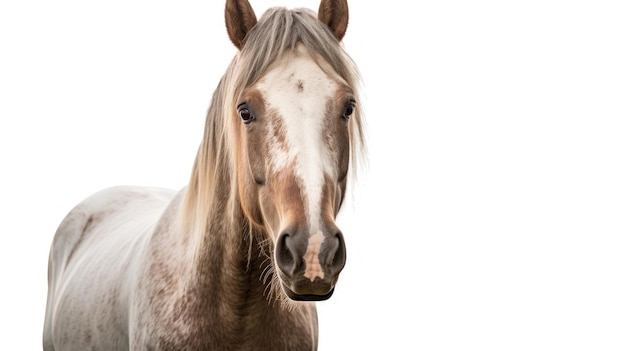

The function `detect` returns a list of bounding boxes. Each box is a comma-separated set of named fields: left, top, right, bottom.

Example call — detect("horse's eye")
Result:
left=238, top=104, right=255, bottom=124
left=342, top=100, right=356, bottom=120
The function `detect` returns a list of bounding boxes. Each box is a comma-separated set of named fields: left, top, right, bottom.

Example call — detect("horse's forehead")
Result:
left=254, top=51, right=339, bottom=166
left=255, top=49, right=340, bottom=114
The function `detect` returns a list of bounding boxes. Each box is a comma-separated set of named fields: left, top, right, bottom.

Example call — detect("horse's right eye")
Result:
left=238, top=104, right=255, bottom=124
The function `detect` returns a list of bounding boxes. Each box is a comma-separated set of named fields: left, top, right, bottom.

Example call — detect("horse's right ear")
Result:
left=225, top=0, right=257, bottom=49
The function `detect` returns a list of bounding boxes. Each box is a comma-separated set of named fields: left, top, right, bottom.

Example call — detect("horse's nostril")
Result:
left=276, top=233, right=298, bottom=276
left=327, top=232, right=346, bottom=272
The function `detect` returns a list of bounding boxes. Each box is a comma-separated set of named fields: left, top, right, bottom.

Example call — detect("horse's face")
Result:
left=237, top=46, right=355, bottom=301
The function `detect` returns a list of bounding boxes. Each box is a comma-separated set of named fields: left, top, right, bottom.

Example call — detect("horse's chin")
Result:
left=281, top=283, right=335, bottom=301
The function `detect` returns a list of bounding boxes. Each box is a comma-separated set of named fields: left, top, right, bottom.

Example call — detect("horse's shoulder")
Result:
left=50, top=186, right=176, bottom=268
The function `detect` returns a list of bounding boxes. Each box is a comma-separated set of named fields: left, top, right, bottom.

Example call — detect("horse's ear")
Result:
left=318, top=0, right=349, bottom=41
left=225, top=0, right=257, bottom=49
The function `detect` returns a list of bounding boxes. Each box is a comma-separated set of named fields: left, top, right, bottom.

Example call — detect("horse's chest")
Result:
left=135, top=307, right=317, bottom=350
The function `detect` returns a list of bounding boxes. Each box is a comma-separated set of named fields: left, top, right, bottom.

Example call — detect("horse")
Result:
left=42, top=0, right=365, bottom=349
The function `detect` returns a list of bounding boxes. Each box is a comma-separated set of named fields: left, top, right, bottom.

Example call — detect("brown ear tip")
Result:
left=225, top=0, right=258, bottom=49
left=318, top=0, right=350, bottom=41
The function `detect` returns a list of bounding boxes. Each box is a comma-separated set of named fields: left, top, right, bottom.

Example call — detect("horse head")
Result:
left=226, top=0, right=361, bottom=301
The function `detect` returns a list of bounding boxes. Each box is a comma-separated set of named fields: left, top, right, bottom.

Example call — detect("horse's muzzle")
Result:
left=275, top=227, right=346, bottom=301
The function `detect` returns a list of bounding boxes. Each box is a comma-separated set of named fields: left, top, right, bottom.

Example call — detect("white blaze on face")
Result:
left=303, top=231, right=325, bottom=281
left=257, top=46, right=338, bottom=281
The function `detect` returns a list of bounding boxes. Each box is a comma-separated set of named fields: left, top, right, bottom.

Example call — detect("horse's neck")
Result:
left=141, top=188, right=277, bottom=338
left=192, top=197, right=270, bottom=317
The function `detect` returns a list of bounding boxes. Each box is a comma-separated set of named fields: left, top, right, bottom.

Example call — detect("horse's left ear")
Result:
left=318, top=0, right=349, bottom=41
left=225, top=0, right=257, bottom=49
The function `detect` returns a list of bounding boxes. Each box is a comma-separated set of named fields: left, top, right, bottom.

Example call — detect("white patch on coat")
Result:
left=265, top=117, right=293, bottom=171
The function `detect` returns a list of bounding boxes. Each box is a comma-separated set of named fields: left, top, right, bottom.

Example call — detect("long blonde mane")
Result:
left=181, top=7, right=365, bottom=238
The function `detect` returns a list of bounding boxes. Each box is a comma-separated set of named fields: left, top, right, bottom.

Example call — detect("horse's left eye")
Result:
left=342, top=100, right=356, bottom=120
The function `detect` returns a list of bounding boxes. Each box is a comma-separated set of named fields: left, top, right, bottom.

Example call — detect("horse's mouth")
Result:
left=281, top=282, right=335, bottom=301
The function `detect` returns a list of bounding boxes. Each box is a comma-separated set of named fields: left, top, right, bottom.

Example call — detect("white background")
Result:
left=1, top=0, right=625, bottom=350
